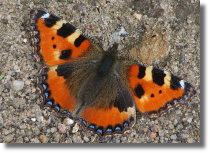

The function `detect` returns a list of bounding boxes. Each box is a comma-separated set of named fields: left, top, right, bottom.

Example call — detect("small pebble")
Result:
left=51, top=127, right=57, bottom=133
left=4, top=82, right=11, bottom=89
left=36, top=116, right=43, bottom=122
left=23, top=38, right=27, bottom=43
left=32, top=127, right=40, bottom=135
left=133, top=12, right=142, bottom=20
left=58, top=123, right=67, bottom=134
left=46, top=129, right=51, bottom=133
left=72, top=134, right=83, bottom=143
left=187, top=137, right=194, bottom=143
left=40, top=134, right=49, bottom=143
left=111, top=26, right=127, bottom=43
left=14, top=64, right=20, bottom=72
left=26, top=111, right=31, bottom=117
left=187, top=118, right=193, bottom=123
left=159, top=130, right=164, bottom=137
left=91, top=135, right=96, bottom=142
left=177, top=124, right=184, bottom=130
left=31, top=118, right=36, bottom=122
left=83, top=136, right=89, bottom=142
left=72, top=123, right=79, bottom=133
left=15, top=138, right=23, bottom=143
left=24, top=79, right=31, bottom=85
left=172, top=140, right=179, bottom=143
left=176, top=110, right=181, bottom=114
left=53, top=132, right=61, bottom=142
left=31, top=87, right=36, bottom=93
left=63, top=118, right=74, bottom=125
left=149, top=132, right=157, bottom=139
left=11, top=80, right=24, bottom=91
left=171, top=134, right=177, bottom=140
left=33, top=137, right=40, bottom=143
left=4, top=135, right=14, bottom=143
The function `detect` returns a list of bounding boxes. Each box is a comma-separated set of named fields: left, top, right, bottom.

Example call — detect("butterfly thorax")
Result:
left=96, top=52, right=116, bottom=78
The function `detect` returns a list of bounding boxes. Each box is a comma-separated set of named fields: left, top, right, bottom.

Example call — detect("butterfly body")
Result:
left=27, top=10, right=196, bottom=137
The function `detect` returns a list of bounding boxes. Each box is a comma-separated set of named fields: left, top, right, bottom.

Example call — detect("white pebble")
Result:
left=31, top=118, right=36, bottom=122
left=133, top=12, right=142, bottom=20
left=111, top=26, right=127, bottom=43
left=170, top=134, right=177, bottom=140
left=14, top=65, right=20, bottom=72
left=187, top=118, right=193, bottom=123
left=63, top=118, right=74, bottom=125
left=72, top=123, right=79, bottom=133
left=11, top=80, right=24, bottom=91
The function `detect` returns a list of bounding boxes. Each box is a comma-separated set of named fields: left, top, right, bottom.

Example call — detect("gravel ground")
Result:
left=0, top=0, right=200, bottom=143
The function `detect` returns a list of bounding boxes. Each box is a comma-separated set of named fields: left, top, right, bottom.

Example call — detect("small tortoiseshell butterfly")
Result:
left=27, top=10, right=196, bottom=137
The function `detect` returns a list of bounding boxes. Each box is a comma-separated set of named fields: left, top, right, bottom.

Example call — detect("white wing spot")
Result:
left=41, top=13, right=50, bottom=19
left=180, top=80, right=185, bottom=89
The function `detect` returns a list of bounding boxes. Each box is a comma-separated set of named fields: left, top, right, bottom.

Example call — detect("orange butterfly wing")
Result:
left=28, top=10, right=92, bottom=114
left=128, top=65, right=196, bottom=117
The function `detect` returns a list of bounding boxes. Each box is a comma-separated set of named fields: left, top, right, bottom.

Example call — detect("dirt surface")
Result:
left=0, top=0, right=200, bottom=143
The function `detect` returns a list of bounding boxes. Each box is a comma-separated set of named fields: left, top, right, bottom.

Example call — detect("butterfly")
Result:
left=27, top=10, right=196, bottom=137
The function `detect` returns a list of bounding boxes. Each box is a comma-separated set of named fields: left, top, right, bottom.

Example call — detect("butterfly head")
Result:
left=97, top=43, right=119, bottom=78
